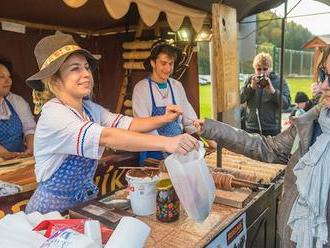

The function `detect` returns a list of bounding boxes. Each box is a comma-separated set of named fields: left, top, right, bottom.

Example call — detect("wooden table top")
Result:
left=136, top=187, right=266, bottom=248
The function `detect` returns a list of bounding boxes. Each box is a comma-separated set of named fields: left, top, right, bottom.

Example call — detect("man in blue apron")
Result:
left=132, top=41, right=198, bottom=164
left=0, top=60, right=36, bottom=159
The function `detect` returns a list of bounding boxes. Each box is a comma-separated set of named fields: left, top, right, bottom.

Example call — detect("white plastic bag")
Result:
left=164, top=144, right=216, bottom=222
left=40, top=228, right=98, bottom=248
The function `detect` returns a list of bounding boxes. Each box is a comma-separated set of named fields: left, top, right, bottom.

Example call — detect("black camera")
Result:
left=255, top=74, right=269, bottom=88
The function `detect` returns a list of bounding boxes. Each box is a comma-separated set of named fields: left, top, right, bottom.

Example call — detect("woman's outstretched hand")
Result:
left=164, top=133, right=199, bottom=155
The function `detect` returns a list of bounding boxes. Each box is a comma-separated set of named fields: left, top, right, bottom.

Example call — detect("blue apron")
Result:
left=25, top=107, right=99, bottom=214
left=0, top=97, right=24, bottom=152
left=139, top=78, right=182, bottom=164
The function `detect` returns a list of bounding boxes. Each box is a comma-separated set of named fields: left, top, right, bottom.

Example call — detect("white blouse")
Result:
left=34, top=98, right=132, bottom=182
left=0, top=92, right=36, bottom=136
left=132, top=78, right=197, bottom=135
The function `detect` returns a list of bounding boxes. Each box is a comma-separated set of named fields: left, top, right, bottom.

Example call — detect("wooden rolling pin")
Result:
left=122, top=51, right=150, bottom=60
left=212, top=172, right=267, bottom=191
left=213, top=167, right=258, bottom=182
left=123, top=61, right=145, bottom=70
left=122, top=40, right=154, bottom=50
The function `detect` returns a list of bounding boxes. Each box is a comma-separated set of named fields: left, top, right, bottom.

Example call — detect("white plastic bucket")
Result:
left=126, top=171, right=160, bottom=216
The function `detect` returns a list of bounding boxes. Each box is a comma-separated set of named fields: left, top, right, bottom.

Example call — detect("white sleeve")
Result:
left=176, top=82, right=198, bottom=134
left=10, top=94, right=36, bottom=136
left=35, top=104, right=104, bottom=160
left=132, top=80, right=159, bottom=135
left=132, top=80, right=153, bottom=118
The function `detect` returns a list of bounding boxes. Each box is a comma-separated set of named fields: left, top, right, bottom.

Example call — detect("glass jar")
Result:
left=156, top=179, right=180, bottom=222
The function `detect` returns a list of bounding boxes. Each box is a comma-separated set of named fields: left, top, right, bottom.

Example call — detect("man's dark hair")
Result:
left=0, top=58, right=13, bottom=74
left=144, top=41, right=180, bottom=72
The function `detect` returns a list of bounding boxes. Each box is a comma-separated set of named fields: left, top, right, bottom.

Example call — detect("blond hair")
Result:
left=315, top=46, right=330, bottom=78
left=253, top=52, right=272, bottom=70
left=32, top=76, right=58, bottom=114
left=314, top=45, right=330, bottom=108
left=32, top=73, right=95, bottom=114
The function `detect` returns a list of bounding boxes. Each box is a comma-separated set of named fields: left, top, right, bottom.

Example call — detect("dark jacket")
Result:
left=240, top=72, right=291, bottom=132
left=201, top=107, right=330, bottom=248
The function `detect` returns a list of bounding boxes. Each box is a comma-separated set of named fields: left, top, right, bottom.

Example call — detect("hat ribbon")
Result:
left=40, top=44, right=81, bottom=70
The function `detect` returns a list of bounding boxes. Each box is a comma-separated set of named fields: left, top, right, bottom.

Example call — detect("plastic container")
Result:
left=125, top=169, right=160, bottom=216
left=84, top=220, right=102, bottom=247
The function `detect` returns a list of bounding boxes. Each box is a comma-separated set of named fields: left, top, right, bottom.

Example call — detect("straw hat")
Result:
left=26, top=31, right=100, bottom=91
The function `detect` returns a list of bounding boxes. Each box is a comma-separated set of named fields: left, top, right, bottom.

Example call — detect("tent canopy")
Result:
left=173, top=0, right=284, bottom=21
left=2, top=0, right=330, bottom=35
left=0, top=0, right=288, bottom=35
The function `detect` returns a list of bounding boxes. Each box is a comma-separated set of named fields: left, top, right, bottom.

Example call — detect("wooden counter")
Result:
left=74, top=181, right=280, bottom=248
left=1, top=149, right=284, bottom=247
left=0, top=152, right=139, bottom=217
left=67, top=150, right=284, bottom=247
left=140, top=201, right=242, bottom=248
left=137, top=183, right=277, bottom=248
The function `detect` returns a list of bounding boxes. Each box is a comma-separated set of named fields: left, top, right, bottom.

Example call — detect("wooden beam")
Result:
left=96, top=21, right=170, bottom=36
left=0, top=18, right=150, bottom=37
left=211, top=3, right=239, bottom=168
left=0, top=17, right=93, bottom=35
left=211, top=4, right=239, bottom=114
left=0, top=18, right=183, bottom=37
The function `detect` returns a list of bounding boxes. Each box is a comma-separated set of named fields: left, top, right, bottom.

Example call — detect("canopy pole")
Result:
left=279, top=0, right=288, bottom=131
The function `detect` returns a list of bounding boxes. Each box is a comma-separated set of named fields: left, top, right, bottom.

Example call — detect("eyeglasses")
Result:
left=256, top=67, right=269, bottom=71
left=319, top=68, right=330, bottom=87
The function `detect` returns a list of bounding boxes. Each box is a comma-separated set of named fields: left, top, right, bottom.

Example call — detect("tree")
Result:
left=197, top=42, right=210, bottom=75
left=256, top=11, right=313, bottom=50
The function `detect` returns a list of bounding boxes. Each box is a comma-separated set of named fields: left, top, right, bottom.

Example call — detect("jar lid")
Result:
left=156, top=178, right=172, bottom=190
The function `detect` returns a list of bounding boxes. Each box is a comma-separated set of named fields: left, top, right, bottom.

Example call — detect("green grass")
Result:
left=286, top=77, right=313, bottom=100
left=199, top=77, right=314, bottom=119
left=199, top=84, right=213, bottom=119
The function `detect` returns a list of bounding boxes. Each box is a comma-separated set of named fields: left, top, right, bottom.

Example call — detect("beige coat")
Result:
left=201, top=107, right=329, bottom=248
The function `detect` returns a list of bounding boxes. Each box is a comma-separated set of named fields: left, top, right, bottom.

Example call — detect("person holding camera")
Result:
left=240, top=52, right=291, bottom=136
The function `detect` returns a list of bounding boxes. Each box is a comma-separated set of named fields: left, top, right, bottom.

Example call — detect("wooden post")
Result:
left=313, top=47, right=321, bottom=79
left=211, top=3, right=239, bottom=167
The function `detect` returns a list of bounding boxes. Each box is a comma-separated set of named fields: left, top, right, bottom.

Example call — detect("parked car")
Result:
left=199, top=75, right=211, bottom=85
left=239, top=73, right=248, bottom=82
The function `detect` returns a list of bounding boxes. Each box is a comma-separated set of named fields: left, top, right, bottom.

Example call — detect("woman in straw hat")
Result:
left=0, top=58, right=36, bottom=160
left=24, top=32, right=199, bottom=214
left=193, top=46, right=330, bottom=247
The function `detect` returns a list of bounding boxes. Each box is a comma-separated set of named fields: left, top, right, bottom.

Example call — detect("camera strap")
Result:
left=256, top=88, right=263, bottom=135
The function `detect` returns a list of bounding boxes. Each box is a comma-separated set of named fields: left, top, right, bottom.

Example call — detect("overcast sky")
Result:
left=273, top=0, right=330, bottom=35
